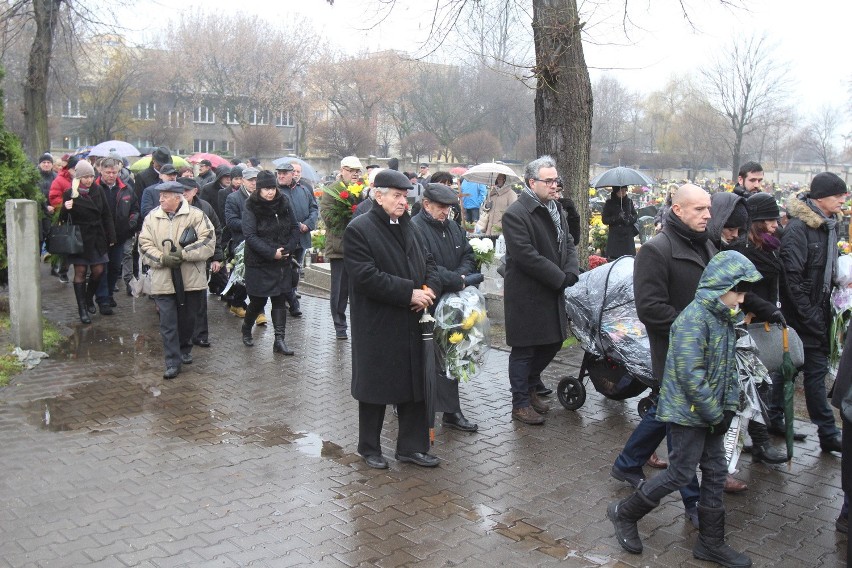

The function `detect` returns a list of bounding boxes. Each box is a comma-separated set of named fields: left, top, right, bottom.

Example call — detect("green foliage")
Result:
left=0, top=65, right=42, bottom=270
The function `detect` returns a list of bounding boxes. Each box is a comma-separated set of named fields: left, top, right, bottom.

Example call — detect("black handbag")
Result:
left=48, top=218, right=84, bottom=255
left=179, top=226, right=198, bottom=248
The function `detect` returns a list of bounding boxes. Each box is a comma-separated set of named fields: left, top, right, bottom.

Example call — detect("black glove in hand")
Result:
left=464, top=273, right=484, bottom=287
left=161, top=251, right=183, bottom=268
left=561, top=273, right=579, bottom=290
left=768, top=310, right=787, bottom=328
left=710, top=410, right=736, bottom=436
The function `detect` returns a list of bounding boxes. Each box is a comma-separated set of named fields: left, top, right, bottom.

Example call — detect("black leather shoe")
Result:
left=98, top=303, right=114, bottom=316
left=163, top=366, right=180, bottom=380
left=442, top=412, right=478, bottom=432
left=535, top=383, right=553, bottom=397
left=192, top=339, right=211, bottom=348
left=180, top=353, right=193, bottom=365
left=820, top=435, right=842, bottom=453
left=289, top=308, right=302, bottom=318
left=610, top=465, right=645, bottom=488
left=768, top=421, right=806, bottom=441
left=395, top=452, right=440, bottom=467
left=363, top=454, right=388, bottom=469
left=108, top=297, right=117, bottom=307
left=752, top=443, right=788, bottom=464
left=295, top=292, right=302, bottom=299
left=336, top=331, right=348, bottom=340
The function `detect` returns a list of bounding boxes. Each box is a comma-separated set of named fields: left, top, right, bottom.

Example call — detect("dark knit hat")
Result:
left=747, top=192, right=780, bottom=221
left=724, top=201, right=749, bottom=229
left=256, top=170, right=277, bottom=190
left=38, top=153, right=54, bottom=164
left=423, top=183, right=458, bottom=205
left=809, top=172, right=847, bottom=199
left=374, top=169, right=413, bottom=190
left=178, top=177, right=199, bottom=190
left=65, top=155, right=79, bottom=170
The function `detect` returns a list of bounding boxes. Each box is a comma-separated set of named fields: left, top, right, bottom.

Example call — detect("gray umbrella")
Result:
left=272, top=156, right=319, bottom=183
left=590, top=167, right=655, bottom=188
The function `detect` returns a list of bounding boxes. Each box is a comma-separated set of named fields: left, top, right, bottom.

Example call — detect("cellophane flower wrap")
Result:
left=221, top=241, right=245, bottom=295
left=434, top=286, right=490, bottom=381
left=830, top=252, right=852, bottom=370
left=322, top=180, right=365, bottom=234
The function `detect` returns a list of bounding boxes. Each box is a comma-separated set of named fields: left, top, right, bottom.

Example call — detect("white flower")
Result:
left=470, top=238, right=493, bottom=254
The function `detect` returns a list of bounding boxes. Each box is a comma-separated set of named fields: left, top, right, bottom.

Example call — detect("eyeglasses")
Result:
left=343, top=167, right=362, bottom=174
left=534, top=178, right=559, bottom=186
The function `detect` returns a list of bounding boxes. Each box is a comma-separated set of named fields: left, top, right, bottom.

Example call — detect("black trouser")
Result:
left=247, top=293, right=287, bottom=312
left=435, top=349, right=461, bottom=414
left=154, top=291, right=203, bottom=369
left=508, top=342, right=562, bottom=409
left=228, top=283, right=248, bottom=309
left=358, top=400, right=429, bottom=457
left=329, top=259, right=348, bottom=333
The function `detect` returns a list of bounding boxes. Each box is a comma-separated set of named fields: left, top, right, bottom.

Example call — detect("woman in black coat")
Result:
left=601, top=186, right=638, bottom=259
left=59, top=161, right=116, bottom=324
left=239, top=171, right=300, bottom=354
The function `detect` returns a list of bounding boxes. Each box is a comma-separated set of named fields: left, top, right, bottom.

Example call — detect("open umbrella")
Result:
left=779, top=327, right=798, bottom=466
left=591, top=166, right=655, bottom=188
left=161, top=238, right=185, bottom=307
left=89, top=140, right=140, bottom=158
left=130, top=155, right=189, bottom=172
left=420, top=303, right=437, bottom=447
left=186, top=152, right=231, bottom=168
left=449, top=166, right=468, bottom=176
left=273, top=157, right=320, bottom=183
left=461, top=162, right=522, bottom=185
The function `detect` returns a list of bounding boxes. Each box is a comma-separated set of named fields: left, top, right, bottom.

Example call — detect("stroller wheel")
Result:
left=557, top=376, right=586, bottom=410
left=637, top=396, right=653, bottom=418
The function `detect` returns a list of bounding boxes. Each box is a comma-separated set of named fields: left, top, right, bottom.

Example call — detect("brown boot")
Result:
left=529, top=390, right=550, bottom=414
left=512, top=406, right=545, bottom=425
left=723, top=474, right=748, bottom=494
left=646, top=452, right=668, bottom=469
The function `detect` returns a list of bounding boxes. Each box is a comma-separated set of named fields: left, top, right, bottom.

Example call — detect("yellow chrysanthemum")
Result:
left=449, top=332, right=464, bottom=344
left=461, top=314, right=477, bottom=330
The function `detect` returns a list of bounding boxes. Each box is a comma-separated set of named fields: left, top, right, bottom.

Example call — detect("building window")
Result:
left=61, top=99, right=86, bottom=118
left=225, top=109, right=239, bottom=125
left=135, top=139, right=152, bottom=149
left=249, top=109, right=268, bottom=126
left=275, top=110, right=295, bottom=127
left=167, top=110, right=186, bottom=128
left=193, top=106, right=214, bottom=124
left=62, top=135, right=89, bottom=150
left=221, top=140, right=233, bottom=154
left=193, top=139, right=216, bottom=153
left=133, top=102, right=156, bottom=120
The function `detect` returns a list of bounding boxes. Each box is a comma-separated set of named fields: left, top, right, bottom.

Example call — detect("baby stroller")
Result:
left=558, top=256, right=656, bottom=415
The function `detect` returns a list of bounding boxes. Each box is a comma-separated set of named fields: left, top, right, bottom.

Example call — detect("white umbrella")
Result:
left=461, top=162, right=522, bottom=185
left=89, top=140, right=141, bottom=158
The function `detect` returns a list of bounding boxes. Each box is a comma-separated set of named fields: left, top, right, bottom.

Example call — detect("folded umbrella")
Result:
left=420, top=303, right=437, bottom=446
left=779, top=327, right=797, bottom=467
left=162, top=238, right=185, bottom=307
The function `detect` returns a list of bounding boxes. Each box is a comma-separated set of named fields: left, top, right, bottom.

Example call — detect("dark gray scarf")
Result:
left=807, top=199, right=838, bottom=294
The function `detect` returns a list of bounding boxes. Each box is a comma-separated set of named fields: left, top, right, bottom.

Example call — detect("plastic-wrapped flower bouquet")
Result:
left=434, top=286, right=490, bottom=381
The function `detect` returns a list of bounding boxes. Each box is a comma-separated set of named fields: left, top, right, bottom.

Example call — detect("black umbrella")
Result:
left=590, top=166, right=655, bottom=188
left=420, top=309, right=437, bottom=447
left=161, top=238, right=185, bottom=307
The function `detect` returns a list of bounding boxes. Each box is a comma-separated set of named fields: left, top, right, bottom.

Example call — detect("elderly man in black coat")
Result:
left=411, top=183, right=483, bottom=433
left=344, top=169, right=442, bottom=470
left=503, top=155, right=579, bottom=425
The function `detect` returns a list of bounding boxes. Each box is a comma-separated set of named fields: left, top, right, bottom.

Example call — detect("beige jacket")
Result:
left=479, top=184, right=518, bottom=235
left=139, top=198, right=216, bottom=294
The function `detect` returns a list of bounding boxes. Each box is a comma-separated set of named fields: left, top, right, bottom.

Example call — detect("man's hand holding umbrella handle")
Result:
left=161, top=251, right=183, bottom=268
left=411, top=286, right=436, bottom=311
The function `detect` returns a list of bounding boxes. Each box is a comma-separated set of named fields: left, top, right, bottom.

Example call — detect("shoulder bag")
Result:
left=47, top=213, right=84, bottom=255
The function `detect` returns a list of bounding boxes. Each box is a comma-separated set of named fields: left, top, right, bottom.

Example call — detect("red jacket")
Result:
left=48, top=169, right=73, bottom=207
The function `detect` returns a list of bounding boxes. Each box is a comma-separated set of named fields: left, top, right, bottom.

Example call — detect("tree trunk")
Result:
left=23, top=0, right=62, bottom=160
left=532, top=0, right=592, bottom=266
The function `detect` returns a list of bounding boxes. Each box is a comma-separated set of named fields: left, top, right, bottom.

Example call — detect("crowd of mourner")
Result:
left=34, top=147, right=849, bottom=567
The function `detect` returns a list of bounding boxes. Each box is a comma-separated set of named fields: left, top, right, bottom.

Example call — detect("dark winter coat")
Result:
left=94, top=177, right=139, bottom=243
left=200, top=180, right=228, bottom=225
left=39, top=169, right=56, bottom=199
left=657, top=251, right=761, bottom=427
left=196, top=169, right=215, bottom=188
left=410, top=209, right=477, bottom=293
left=59, top=185, right=116, bottom=261
left=224, top=188, right=250, bottom=251
left=343, top=206, right=441, bottom=405
left=601, top=192, right=638, bottom=259
left=280, top=181, right=319, bottom=251
left=780, top=193, right=841, bottom=350
left=189, top=196, right=224, bottom=263
left=502, top=191, right=579, bottom=347
left=134, top=165, right=159, bottom=202
left=557, top=195, right=581, bottom=245
left=241, top=192, right=300, bottom=298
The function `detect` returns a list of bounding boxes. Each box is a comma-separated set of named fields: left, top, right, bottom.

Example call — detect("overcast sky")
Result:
left=133, top=0, right=851, bottom=122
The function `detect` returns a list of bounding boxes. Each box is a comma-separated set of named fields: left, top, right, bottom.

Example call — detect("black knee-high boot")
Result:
left=84, top=275, right=101, bottom=314
left=73, top=283, right=91, bottom=324
left=271, top=308, right=293, bottom=355
left=242, top=303, right=262, bottom=346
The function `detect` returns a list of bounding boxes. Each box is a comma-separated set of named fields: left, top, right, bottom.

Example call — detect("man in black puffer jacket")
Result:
left=411, top=183, right=482, bottom=433
left=773, top=172, right=846, bottom=453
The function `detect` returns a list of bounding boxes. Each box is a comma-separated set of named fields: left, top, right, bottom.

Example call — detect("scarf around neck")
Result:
left=807, top=199, right=838, bottom=294
left=523, top=187, right=564, bottom=246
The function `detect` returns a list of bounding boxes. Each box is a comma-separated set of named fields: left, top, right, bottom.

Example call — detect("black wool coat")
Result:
left=410, top=211, right=477, bottom=294
left=502, top=192, right=579, bottom=347
left=241, top=192, right=300, bottom=298
left=344, top=206, right=441, bottom=404
left=602, top=193, right=638, bottom=259
left=59, top=186, right=116, bottom=260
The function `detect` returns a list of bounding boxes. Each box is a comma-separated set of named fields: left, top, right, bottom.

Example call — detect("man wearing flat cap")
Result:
left=321, top=155, right=364, bottom=340
left=773, top=172, right=847, bottom=453
left=344, top=169, right=442, bottom=469
left=135, top=146, right=172, bottom=203
left=139, top=181, right=216, bottom=380
left=196, top=159, right=215, bottom=187
left=411, top=183, right=482, bottom=433
left=141, top=163, right=179, bottom=219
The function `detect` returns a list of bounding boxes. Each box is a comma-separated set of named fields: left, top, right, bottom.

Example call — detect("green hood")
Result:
left=695, top=250, right=761, bottom=318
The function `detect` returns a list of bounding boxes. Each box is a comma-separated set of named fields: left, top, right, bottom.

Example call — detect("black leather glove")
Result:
left=561, top=273, right=579, bottom=290
left=464, top=273, right=484, bottom=287
left=710, top=410, right=736, bottom=436
left=768, top=310, right=787, bottom=327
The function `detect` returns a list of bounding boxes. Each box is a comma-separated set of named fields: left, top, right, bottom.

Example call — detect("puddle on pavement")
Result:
left=225, top=424, right=345, bottom=458
left=56, top=326, right=160, bottom=364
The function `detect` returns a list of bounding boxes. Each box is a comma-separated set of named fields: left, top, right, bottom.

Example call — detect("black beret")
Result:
left=178, top=177, right=199, bottom=190
left=809, top=172, right=847, bottom=199
left=152, top=146, right=172, bottom=165
left=423, top=183, right=458, bottom=205
left=746, top=192, right=779, bottom=221
left=256, top=170, right=277, bottom=190
left=374, top=169, right=413, bottom=190
left=724, top=201, right=749, bottom=229
left=156, top=181, right=185, bottom=194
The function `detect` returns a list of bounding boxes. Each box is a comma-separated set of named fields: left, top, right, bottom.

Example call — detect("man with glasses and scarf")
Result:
left=502, top=155, right=579, bottom=425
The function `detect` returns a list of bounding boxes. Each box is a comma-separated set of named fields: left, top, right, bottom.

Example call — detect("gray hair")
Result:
left=373, top=186, right=395, bottom=196
left=524, top=155, right=557, bottom=187
left=99, top=157, right=122, bottom=170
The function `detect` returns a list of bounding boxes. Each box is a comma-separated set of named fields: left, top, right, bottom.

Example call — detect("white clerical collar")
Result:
left=389, top=218, right=400, bottom=225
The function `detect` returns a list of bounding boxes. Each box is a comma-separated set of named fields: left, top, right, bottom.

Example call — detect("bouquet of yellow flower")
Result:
left=434, top=286, right=490, bottom=381
left=322, top=180, right=365, bottom=234
left=589, top=213, right=608, bottom=253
